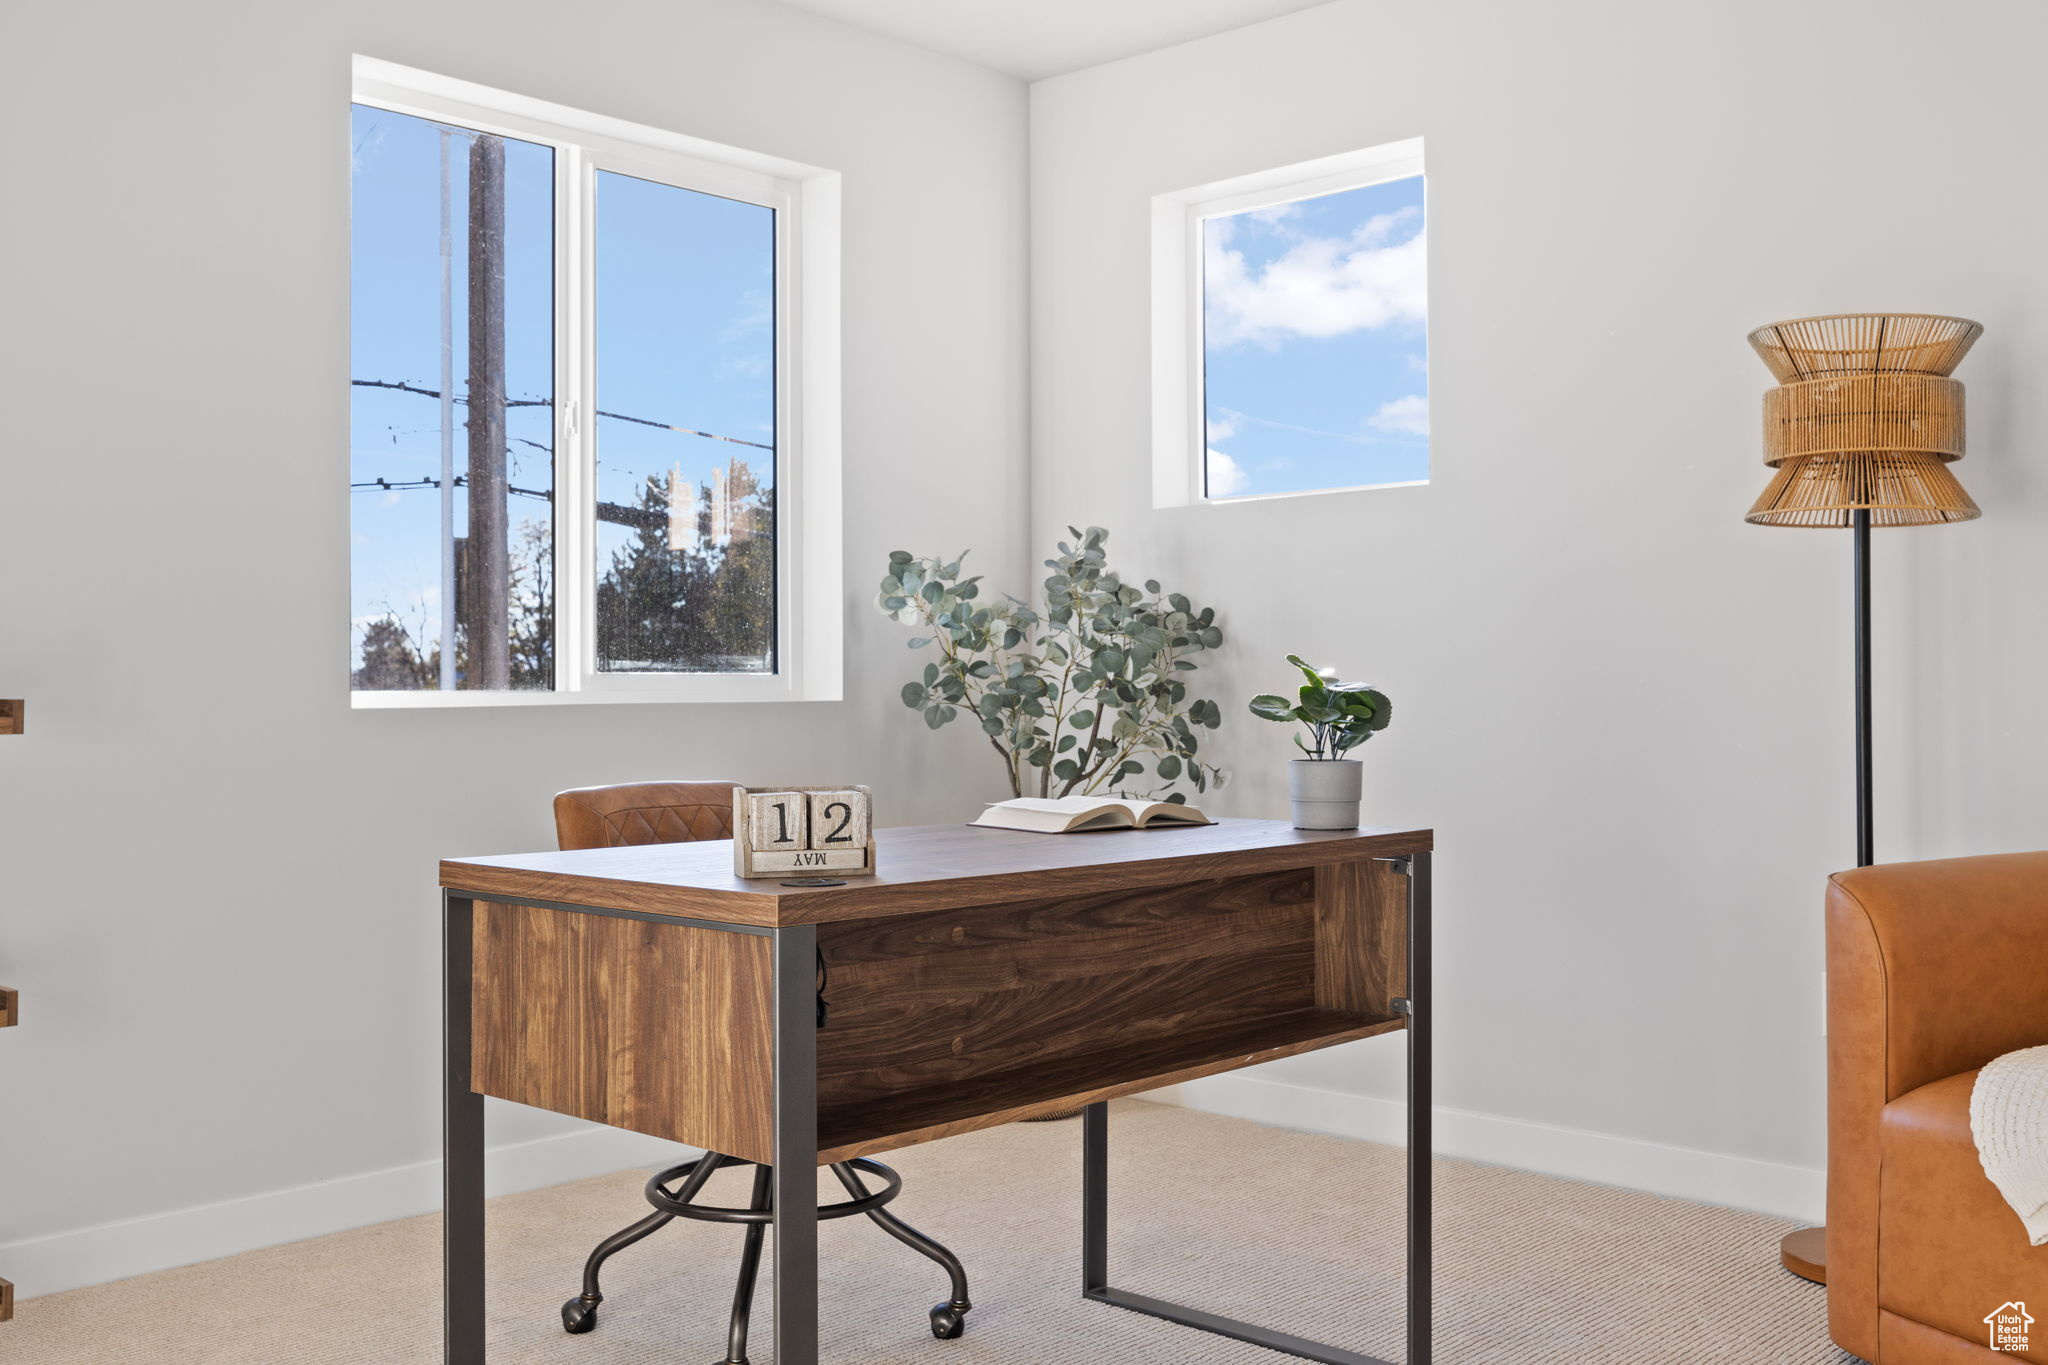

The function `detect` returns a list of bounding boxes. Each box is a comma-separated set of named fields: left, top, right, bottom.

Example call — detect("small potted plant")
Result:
left=1249, top=654, right=1392, bottom=829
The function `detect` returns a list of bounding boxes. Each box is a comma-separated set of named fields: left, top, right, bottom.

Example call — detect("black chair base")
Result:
left=559, top=1152, right=971, bottom=1363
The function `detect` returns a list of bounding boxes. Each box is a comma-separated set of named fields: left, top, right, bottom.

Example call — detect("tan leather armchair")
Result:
left=1828, top=853, right=2048, bottom=1363
left=553, top=779, right=738, bottom=850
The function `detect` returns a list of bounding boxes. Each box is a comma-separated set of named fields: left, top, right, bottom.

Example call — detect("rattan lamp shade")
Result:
left=1745, top=313, right=1983, bottom=527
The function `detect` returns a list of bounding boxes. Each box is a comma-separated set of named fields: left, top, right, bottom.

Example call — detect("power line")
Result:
left=351, top=474, right=671, bottom=532
left=351, top=474, right=551, bottom=502
left=350, top=378, right=774, bottom=451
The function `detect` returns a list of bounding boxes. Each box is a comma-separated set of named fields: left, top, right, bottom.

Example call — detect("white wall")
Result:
left=9, top=0, right=2047, bottom=1301
left=1031, top=0, right=2048, bottom=1219
left=0, top=0, right=1026, bottom=1293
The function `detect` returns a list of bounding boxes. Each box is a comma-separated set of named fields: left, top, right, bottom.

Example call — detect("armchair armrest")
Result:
left=1826, top=851, right=2048, bottom=1359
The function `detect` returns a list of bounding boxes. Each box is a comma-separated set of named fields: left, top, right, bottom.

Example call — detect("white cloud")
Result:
left=1368, top=394, right=1430, bottom=436
left=1205, top=206, right=1425, bottom=349
left=1206, top=410, right=1239, bottom=441
left=1206, top=449, right=1247, bottom=497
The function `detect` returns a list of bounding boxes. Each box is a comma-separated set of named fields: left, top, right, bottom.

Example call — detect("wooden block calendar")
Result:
left=732, top=784, right=876, bottom=878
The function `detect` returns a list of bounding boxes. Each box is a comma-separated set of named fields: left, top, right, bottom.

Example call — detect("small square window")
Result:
left=1154, top=139, right=1427, bottom=506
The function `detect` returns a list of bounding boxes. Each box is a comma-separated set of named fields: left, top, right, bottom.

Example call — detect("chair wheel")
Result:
left=930, top=1303, right=968, bottom=1339
left=562, top=1297, right=599, bottom=1334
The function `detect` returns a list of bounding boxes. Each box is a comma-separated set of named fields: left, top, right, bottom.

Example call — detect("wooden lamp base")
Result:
left=1780, top=1226, right=1827, bottom=1284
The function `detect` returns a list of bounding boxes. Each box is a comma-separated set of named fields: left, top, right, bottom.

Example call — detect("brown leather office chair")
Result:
left=550, top=781, right=972, bottom=1364
left=1827, top=853, right=2048, bottom=1363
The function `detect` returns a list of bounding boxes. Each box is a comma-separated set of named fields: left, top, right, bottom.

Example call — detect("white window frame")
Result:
left=349, top=56, right=842, bottom=708
left=1150, top=137, right=1427, bottom=509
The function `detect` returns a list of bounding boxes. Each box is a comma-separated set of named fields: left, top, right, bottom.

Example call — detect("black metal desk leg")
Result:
left=1082, top=1102, right=1108, bottom=1293
left=772, top=923, right=821, bottom=1365
left=1406, top=852, right=1433, bottom=1365
left=444, top=893, right=485, bottom=1365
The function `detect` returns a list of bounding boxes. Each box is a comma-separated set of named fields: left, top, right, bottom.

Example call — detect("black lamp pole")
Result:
left=1852, top=509, right=1873, bottom=869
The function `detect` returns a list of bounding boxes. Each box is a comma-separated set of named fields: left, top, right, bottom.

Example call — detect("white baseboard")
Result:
left=1147, top=1074, right=1825, bottom=1224
left=3, top=1080, right=1823, bottom=1302
left=0, top=1125, right=694, bottom=1302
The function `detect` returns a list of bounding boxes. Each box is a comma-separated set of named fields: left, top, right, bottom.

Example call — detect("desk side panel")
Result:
left=1314, top=859, right=1408, bottom=1016
left=472, top=903, right=774, bottom=1163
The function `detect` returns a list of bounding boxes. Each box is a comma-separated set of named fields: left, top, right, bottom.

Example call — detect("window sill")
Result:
left=350, top=679, right=828, bottom=709
left=1193, top=478, right=1429, bottom=507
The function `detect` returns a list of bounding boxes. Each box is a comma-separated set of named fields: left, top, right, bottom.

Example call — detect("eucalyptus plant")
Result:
left=1250, top=654, right=1392, bottom=760
left=879, top=527, right=1226, bottom=801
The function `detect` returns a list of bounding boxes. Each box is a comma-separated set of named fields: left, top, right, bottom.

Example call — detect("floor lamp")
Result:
left=1743, top=313, right=1984, bottom=1285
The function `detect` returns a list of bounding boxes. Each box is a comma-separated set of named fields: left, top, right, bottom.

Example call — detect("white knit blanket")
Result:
left=1972, top=1044, right=2048, bottom=1247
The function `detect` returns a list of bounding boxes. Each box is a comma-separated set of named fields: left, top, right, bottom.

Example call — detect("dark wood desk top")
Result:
left=441, top=817, right=1432, bottom=927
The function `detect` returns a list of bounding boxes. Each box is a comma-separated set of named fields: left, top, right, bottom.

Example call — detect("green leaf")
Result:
left=1285, top=652, right=1331, bottom=688
left=907, top=636, right=932, bottom=649
left=901, top=683, right=928, bottom=709
left=924, top=705, right=948, bottom=730
left=1248, top=694, right=1299, bottom=723
left=1298, top=697, right=1343, bottom=725
left=1156, top=755, right=1182, bottom=780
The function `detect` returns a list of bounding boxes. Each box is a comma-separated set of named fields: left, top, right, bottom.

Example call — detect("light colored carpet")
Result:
left=3, top=1101, right=1852, bottom=1364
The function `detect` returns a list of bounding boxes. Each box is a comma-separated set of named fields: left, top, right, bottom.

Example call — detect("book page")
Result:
left=1124, top=799, right=1211, bottom=827
left=969, top=796, right=1131, bottom=833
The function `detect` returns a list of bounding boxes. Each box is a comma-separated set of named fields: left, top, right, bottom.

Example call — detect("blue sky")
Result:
left=348, top=105, right=553, bottom=659
left=348, top=104, right=773, bottom=673
left=591, top=168, right=774, bottom=586
left=1203, top=174, right=1428, bottom=499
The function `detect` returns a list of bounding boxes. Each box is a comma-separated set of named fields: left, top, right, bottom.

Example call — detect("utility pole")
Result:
left=437, top=127, right=457, bottom=691
left=464, top=134, right=509, bottom=689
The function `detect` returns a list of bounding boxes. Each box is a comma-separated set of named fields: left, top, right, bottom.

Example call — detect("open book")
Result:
left=968, top=795, right=1213, bottom=834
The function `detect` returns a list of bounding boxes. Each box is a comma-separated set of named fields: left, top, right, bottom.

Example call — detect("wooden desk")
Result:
left=439, top=818, right=1433, bottom=1365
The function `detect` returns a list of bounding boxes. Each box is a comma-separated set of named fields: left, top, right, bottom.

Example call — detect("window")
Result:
left=1152, top=139, right=1427, bottom=505
left=349, top=59, right=841, bottom=706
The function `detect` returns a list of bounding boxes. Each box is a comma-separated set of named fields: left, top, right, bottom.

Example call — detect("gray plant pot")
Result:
left=1288, top=758, right=1363, bottom=829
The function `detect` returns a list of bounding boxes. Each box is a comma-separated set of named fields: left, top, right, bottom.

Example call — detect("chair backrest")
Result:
left=553, top=780, right=740, bottom=851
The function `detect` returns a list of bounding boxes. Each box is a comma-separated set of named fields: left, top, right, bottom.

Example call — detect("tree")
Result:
left=353, top=615, right=436, bottom=690
left=594, top=471, right=775, bottom=670
left=506, top=517, right=553, bottom=688
left=352, top=514, right=551, bottom=689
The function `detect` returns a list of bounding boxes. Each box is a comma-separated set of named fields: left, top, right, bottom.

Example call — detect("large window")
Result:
left=1152, top=139, right=1427, bottom=505
left=349, top=60, right=840, bottom=705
